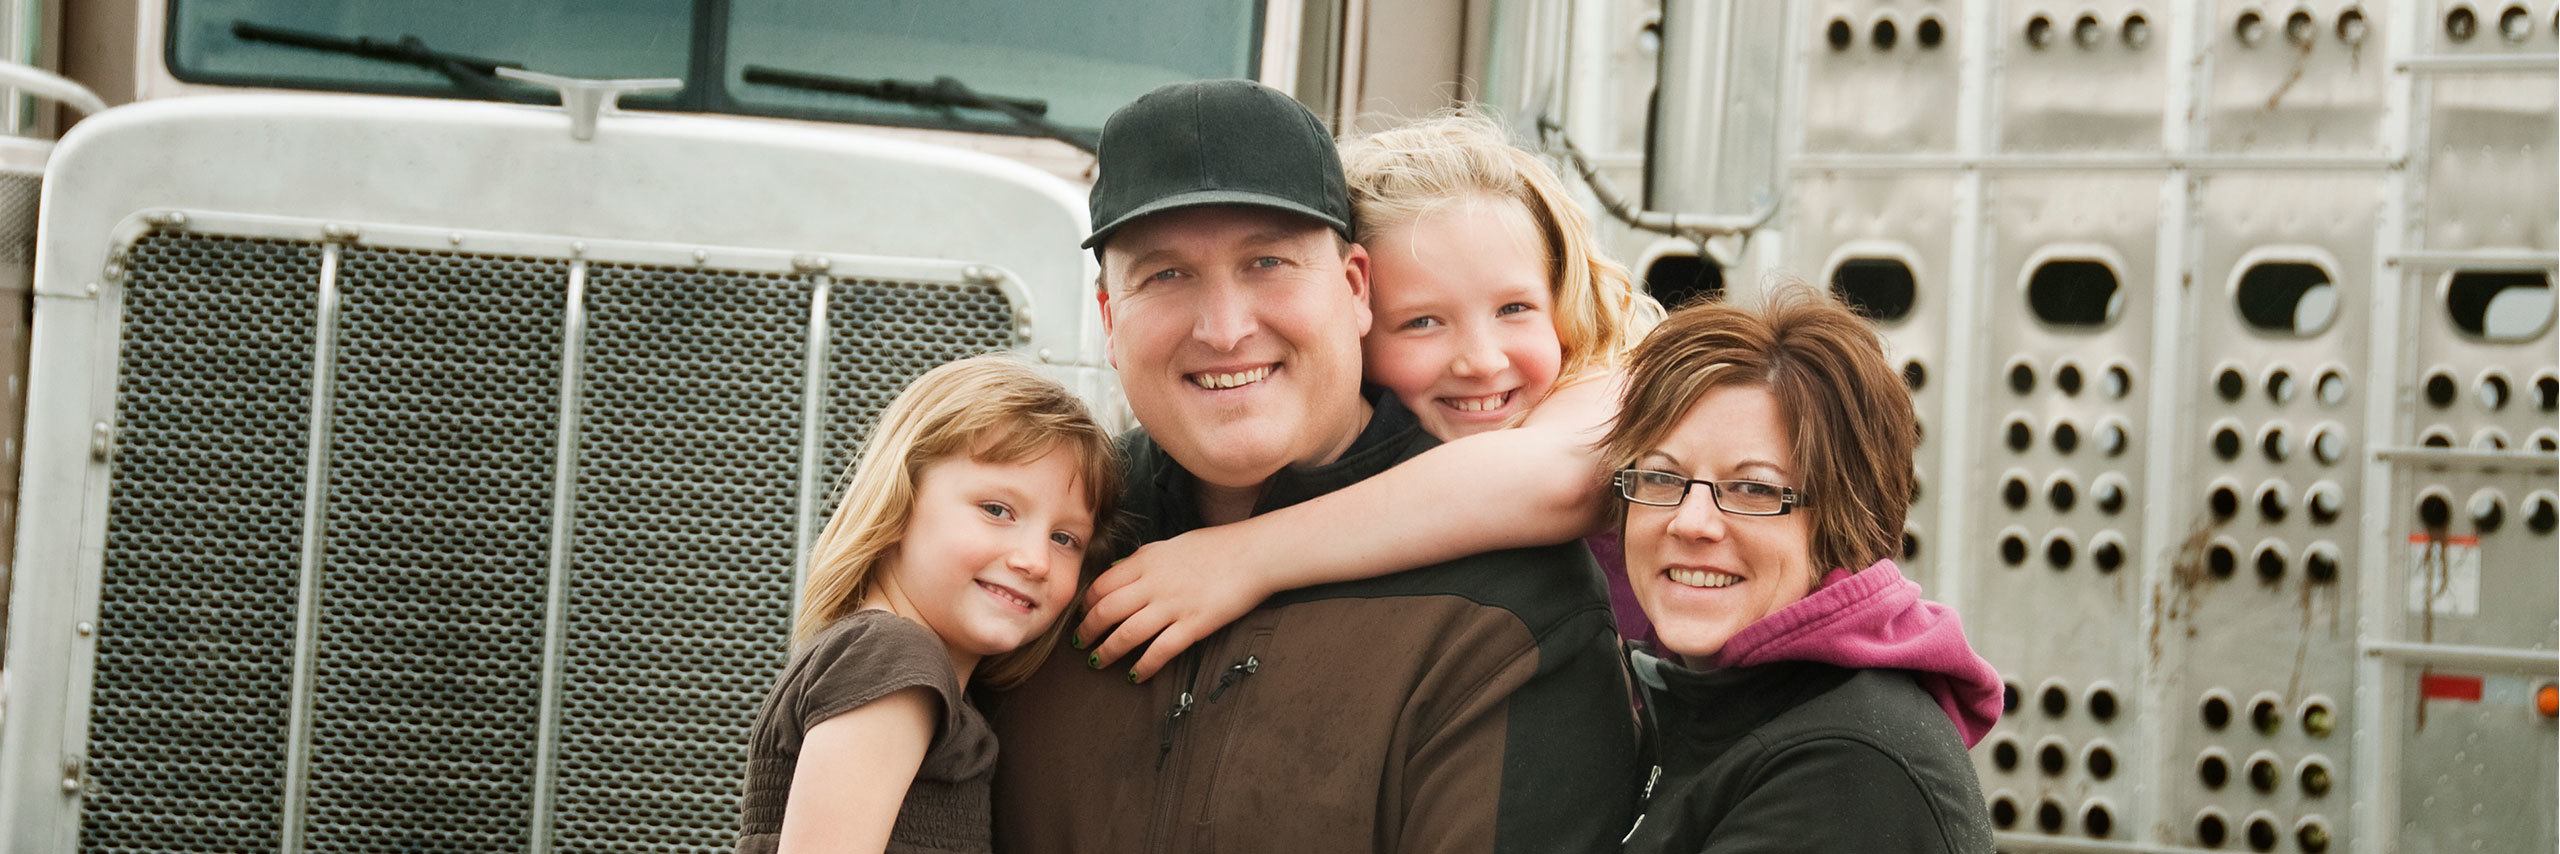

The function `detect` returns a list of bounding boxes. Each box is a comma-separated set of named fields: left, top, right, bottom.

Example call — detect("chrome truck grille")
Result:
left=78, top=230, right=1019, bottom=852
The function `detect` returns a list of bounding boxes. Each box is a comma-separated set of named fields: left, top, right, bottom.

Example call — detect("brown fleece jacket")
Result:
left=987, top=393, right=1641, bottom=854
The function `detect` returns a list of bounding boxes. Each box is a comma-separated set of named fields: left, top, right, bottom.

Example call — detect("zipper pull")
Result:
left=1205, top=655, right=1261, bottom=703
left=1620, top=766, right=1663, bottom=846
left=1156, top=691, right=1196, bottom=769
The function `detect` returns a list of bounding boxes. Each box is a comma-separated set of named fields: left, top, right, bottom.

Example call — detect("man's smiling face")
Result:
left=1099, top=205, right=1372, bottom=501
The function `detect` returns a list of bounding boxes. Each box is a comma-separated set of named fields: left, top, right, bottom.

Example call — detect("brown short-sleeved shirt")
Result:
left=738, top=610, right=997, bottom=854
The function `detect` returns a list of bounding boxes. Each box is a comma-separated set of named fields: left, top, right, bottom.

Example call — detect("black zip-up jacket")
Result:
left=989, top=392, right=1641, bottom=853
left=1621, top=652, right=1994, bottom=853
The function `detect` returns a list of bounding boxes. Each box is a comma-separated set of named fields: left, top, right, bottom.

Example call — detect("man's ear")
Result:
left=1340, top=241, right=1373, bottom=338
left=1095, top=284, right=1118, bottom=369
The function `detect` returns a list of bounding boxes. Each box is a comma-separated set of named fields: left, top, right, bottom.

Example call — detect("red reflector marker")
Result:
left=2419, top=672, right=2484, bottom=703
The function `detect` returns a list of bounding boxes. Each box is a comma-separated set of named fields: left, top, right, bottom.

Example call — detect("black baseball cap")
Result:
left=1082, top=79, right=1353, bottom=251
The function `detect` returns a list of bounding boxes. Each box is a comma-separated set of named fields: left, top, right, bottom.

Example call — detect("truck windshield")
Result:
left=168, top=0, right=1263, bottom=137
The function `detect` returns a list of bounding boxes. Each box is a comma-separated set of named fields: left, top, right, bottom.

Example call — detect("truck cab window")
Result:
left=169, top=0, right=1262, bottom=138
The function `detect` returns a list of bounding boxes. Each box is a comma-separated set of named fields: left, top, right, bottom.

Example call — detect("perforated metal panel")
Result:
left=1993, top=1, right=2168, bottom=152
left=300, top=247, right=569, bottom=850
left=1782, top=173, right=1956, bottom=593
left=2203, top=0, right=2391, bottom=154
left=2156, top=172, right=2382, bottom=850
left=1797, top=0, right=1963, bottom=154
left=1961, top=172, right=2162, bottom=843
left=81, top=234, right=320, bottom=853
left=547, top=264, right=810, bottom=852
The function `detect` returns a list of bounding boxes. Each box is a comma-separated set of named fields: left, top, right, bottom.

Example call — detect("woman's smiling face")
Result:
left=1619, top=383, right=1818, bottom=663
left=1360, top=195, right=1564, bottom=440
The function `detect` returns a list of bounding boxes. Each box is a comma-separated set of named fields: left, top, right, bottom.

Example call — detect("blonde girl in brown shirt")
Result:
left=739, top=355, right=1120, bottom=854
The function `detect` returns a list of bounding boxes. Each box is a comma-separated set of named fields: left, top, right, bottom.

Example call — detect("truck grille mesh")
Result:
left=81, top=231, right=1022, bottom=852
left=820, top=276, right=1018, bottom=503
left=81, top=234, right=319, bottom=853
left=300, top=248, right=568, bottom=850
left=0, top=172, right=38, bottom=263
left=547, top=265, right=807, bottom=851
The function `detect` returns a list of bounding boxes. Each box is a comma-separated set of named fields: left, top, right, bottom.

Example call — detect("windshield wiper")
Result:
left=741, top=65, right=1098, bottom=154
left=232, top=20, right=528, bottom=98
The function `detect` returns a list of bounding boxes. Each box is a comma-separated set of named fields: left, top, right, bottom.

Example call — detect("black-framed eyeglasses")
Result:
left=1612, top=469, right=1807, bottom=516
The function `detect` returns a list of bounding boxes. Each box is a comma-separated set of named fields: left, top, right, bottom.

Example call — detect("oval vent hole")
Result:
left=1832, top=257, right=1917, bottom=322
left=2028, top=259, right=2122, bottom=328
left=2235, top=261, right=2338, bottom=335
left=2446, top=270, right=2553, bottom=342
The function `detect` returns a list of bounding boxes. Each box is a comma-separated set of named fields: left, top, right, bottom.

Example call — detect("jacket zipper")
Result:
left=1203, top=655, right=1259, bottom=702
left=1145, top=648, right=1209, bottom=854
left=1155, top=651, right=1205, bottom=769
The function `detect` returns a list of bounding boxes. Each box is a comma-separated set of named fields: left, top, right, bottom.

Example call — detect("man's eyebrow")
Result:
left=1114, top=246, right=1182, bottom=282
left=1237, top=228, right=1318, bottom=253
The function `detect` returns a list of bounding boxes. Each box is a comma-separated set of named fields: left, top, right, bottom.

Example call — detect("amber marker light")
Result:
left=2536, top=682, right=2557, bottom=719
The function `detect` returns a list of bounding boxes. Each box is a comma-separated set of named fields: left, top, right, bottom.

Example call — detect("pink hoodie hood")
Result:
left=1706, top=559, right=2002, bottom=747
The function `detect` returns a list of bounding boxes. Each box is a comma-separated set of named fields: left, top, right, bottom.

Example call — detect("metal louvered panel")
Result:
left=72, top=224, right=1031, bottom=852
left=300, top=248, right=567, bottom=851
left=81, top=234, right=320, bottom=853
left=547, top=264, right=808, bottom=851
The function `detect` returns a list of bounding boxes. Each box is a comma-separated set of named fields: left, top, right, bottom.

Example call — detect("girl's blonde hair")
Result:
left=795, top=355, right=1122, bottom=689
left=1339, top=110, right=1664, bottom=386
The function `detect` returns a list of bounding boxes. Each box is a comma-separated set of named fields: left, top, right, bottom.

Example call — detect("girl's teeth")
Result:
left=982, top=581, right=1034, bottom=608
left=1666, top=568, right=1741, bottom=589
left=1445, top=393, right=1507, bottom=412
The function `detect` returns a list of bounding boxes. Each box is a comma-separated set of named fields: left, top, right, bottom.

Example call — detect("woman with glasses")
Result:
left=1604, top=289, right=2002, bottom=854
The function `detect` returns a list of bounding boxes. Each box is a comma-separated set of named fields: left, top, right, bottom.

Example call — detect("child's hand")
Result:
left=1073, top=527, right=1273, bottom=684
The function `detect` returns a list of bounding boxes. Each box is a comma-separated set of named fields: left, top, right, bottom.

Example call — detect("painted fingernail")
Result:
left=1086, top=653, right=1102, bottom=670
left=1127, top=670, right=1141, bottom=685
left=1068, top=635, right=1085, bottom=650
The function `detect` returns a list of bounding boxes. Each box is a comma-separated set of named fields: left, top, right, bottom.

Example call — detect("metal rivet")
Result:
left=792, top=254, right=832, bottom=273
left=322, top=224, right=361, bottom=242
left=692, top=249, right=709, bottom=264
left=75, top=621, right=94, bottom=637
left=447, top=232, right=464, bottom=246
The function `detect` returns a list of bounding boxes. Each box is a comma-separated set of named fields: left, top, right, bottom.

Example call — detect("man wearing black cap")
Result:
left=988, top=79, right=1638, bottom=853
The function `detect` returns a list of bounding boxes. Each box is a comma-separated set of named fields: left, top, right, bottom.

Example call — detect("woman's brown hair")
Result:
left=1598, top=286, right=1917, bottom=577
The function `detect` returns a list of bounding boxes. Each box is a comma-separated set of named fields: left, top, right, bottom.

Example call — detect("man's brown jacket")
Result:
left=988, top=394, right=1641, bottom=853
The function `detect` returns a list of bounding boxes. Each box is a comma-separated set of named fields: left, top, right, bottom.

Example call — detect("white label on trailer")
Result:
left=2405, top=534, right=2481, bottom=617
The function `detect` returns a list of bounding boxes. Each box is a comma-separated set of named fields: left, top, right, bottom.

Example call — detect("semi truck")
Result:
left=1, top=1, right=2553, bottom=851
